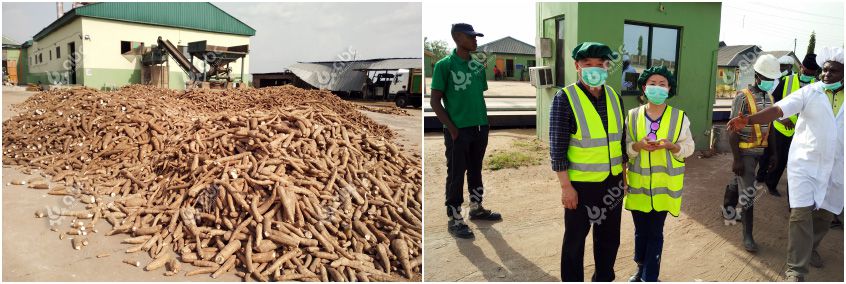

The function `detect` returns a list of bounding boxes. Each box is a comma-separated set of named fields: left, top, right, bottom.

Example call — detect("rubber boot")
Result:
left=742, top=207, right=758, bottom=252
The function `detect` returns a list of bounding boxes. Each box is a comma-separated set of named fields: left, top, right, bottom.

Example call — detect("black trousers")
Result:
left=444, top=125, right=489, bottom=217
left=756, top=129, right=792, bottom=196
left=561, top=174, right=624, bottom=282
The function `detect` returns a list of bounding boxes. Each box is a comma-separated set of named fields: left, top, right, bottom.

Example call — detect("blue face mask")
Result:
left=644, top=85, right=670, bottom=105
left=757, top=79, right=776, bottom=91
left=823, top=81, right=843, bottom=91
left=579, top=66, right=608, bottom=87
left=799, top=74, right=815, bottom=83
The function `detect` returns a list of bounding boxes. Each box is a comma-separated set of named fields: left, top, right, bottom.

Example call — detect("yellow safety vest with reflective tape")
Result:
left=738, top=89, right=773, bottom=149
left=772, top=74, right=812, bottom=137
left=624, top=105, right=685, bottom=217
left=563, top=83, right=624, bottom=182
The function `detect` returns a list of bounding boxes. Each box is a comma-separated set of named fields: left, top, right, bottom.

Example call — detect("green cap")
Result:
left=637, top=65, right=677, bottom=97
left=571, top=42, right=616, bottom=61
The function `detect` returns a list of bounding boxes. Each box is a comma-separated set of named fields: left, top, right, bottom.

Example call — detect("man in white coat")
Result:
left=727, top=46, right=844, bottom=282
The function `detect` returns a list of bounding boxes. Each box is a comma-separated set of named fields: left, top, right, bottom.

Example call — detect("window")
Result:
left=121, top=41, right=142, bottom=55
left=622, top=22, right=681, bottom=95
left=56, top=46, right=61, bottom=59
left=528, top=60, right=537, bottom=68
left=49, top=50, right=52, bottom=61
left=555, top=17, right=566, bottom=86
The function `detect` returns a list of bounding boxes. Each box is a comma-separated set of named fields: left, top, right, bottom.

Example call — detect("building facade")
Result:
left=21, top=2, right=254, bottom=90
left=535, top=2, right=721, bottom=150
left=478, top=36, right=536, bottom=81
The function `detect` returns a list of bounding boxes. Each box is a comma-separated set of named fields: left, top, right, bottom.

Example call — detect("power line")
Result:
left=724, top=4, right=843, bottom=26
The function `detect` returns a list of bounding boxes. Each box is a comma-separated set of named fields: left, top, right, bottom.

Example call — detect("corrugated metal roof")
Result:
left=3, top=36, right=21, bottom=47
left=764, top=50, right=800, bottom=65
left=33, top=2, right=255, bottom=41
left=288, top=58, right=422, bottom=91
left=717, top=45, right=761, bottom=66
left=478, top=36, right=535, bottom=55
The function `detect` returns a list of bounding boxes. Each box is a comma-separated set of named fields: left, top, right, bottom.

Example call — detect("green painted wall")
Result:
left=536, top=2, right=721, bottom=150
left=424, top=53, right=435, bottom=78
left=18, top=47, right=29, bottom=84
left=486, top=53, right=535, bottom=81
left=4, top=49, right=21, bottom=60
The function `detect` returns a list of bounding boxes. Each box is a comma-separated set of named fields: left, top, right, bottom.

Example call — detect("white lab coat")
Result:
left=775, top=82, right=844, bottom=214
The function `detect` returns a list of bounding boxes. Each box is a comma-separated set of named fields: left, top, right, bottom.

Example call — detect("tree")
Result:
left=637, top=35, right=644, bottom=57
left=424, top=38, right=450, bottom=61
left=807, top=31, right=816, bottom=55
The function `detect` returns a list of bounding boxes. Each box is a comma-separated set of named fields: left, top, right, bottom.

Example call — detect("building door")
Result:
left=495, top=58, right=505, bottom=78
left=506, top=59, right=514, bottom=78
left=68, top=42, right=77, bottom=84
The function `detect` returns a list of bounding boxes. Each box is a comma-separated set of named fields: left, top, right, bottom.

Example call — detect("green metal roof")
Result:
left=3, top=36, right=21, bottom=47
left=33, top=2, right=255, bottom=40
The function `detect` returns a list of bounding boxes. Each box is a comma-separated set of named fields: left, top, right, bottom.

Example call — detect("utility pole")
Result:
left=793, top=38, right=797, bottom=54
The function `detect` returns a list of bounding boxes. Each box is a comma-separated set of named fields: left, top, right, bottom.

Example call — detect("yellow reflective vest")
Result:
left=562, top=83, right=624, bottom=182
left=772, top=74, right=813, bottom=137
left=738, top=89, right=773, bottom=149
left=624, top=105, right=685, bottom=216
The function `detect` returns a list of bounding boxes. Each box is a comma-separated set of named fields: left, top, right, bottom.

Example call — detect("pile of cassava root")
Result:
left=2, top=85, right=422, bottom=281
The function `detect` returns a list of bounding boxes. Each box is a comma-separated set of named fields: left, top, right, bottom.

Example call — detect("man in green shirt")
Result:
left=430, top=23, right=502, bottom=239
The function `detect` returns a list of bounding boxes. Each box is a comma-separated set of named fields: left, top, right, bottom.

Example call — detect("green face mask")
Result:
left=799, top=74, right=815, bottom=83
left=757, top=79, right=776, bottom=91
left=579, top=66, right=608, bottom=87
left=823, top=81, right=843, bottom=91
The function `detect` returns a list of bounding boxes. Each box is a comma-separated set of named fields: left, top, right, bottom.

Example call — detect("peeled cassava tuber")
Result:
left=4, top=85, right=422, bottom=281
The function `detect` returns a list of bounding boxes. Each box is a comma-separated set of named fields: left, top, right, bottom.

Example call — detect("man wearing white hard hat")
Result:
left=778, top=55, right=796, bottom=77
left=727, top=46, right=844, bottom=281
left=721, top=54, right=781, bottom=253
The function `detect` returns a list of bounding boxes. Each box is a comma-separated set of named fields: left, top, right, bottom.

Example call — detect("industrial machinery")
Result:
left=142, top=37, right=249, bottom=89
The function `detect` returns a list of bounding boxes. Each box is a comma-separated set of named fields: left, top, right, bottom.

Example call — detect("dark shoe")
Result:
left=468, top=203, right=502, bottom=221
left=628, top=266, right=643, bottom=282
left=785, top=275, right=804, bottom=282
left=448, top=219, right=474, bottom=239
left=810, top=250, right=823, bottom=268
left=742, top=208, right=758, bottom=252
left=768, top=187, right=781, bottom=197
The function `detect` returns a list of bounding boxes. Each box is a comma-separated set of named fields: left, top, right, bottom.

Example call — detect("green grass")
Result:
left=485, top=139, right=548, bottom=170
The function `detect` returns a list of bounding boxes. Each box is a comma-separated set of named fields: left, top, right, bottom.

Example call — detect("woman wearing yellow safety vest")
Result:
left=623, top=66, right=695, bottom=282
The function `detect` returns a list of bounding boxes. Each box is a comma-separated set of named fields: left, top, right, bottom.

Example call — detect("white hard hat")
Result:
left=816, top=46, right=844, bottom=67
left=777, top=55, right=794, bottom=65
left=623, top=54, right=631, bottom=61
left=753, top=54, right=782, bottom=80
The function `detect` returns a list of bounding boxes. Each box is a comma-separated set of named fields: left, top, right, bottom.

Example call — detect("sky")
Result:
left=1, top=2, right=422, bottom=73
left=424, top=1, right=843, bottom=61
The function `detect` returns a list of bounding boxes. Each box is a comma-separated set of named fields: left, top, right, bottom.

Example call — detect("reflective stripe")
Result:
left=628, top=164, right=686, bottom=176
left=785, top=75, right=794, bottom=97
left=570, top=156, right=622, bottom=172
left=628, top=186, right=683, bottom=198
left=571, top=133, right=624, bottom=147
left=606, top=86, right=623, bottom=134
left=566, top=85, right=592, bottom=139
left=629, top=108, right=640, bottom=140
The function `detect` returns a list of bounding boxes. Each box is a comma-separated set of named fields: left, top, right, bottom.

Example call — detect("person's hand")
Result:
left=727, top=114, right=749, bottom=133
left=561, top=183, right=578, bottom=209
left=732, top=159, right=744, bottom=176
left=657, top=139, right=679, bottom=152
left=779, top=118, right=795, bottom=130
left=447, top=126, right=459, bottom=141
left=634, top=137, right=660, bottom=152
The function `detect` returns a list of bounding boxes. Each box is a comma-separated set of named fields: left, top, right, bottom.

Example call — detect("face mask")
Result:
left=799, top=74, right=815, bottom=83
left=579, top=66, right=608, bottom=87
left=823, top=81, right=843, bottom=91
left=644, top=85, right=670, bottom=105
left=757, top=79, right=776, bottom=92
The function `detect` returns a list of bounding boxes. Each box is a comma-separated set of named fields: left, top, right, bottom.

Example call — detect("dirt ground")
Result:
left=1, top=89, right=422, bottom=281
left=423, top=128, right=844, bottom=282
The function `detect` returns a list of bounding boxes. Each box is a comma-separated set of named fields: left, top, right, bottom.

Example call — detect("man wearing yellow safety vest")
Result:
left=755, top=54, right=820, bottom=198
left=721, top=54, right=781, bottom=253
left=549, top=42, right=627, bottom=281
left=623, top=66, right=695, bottom=282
